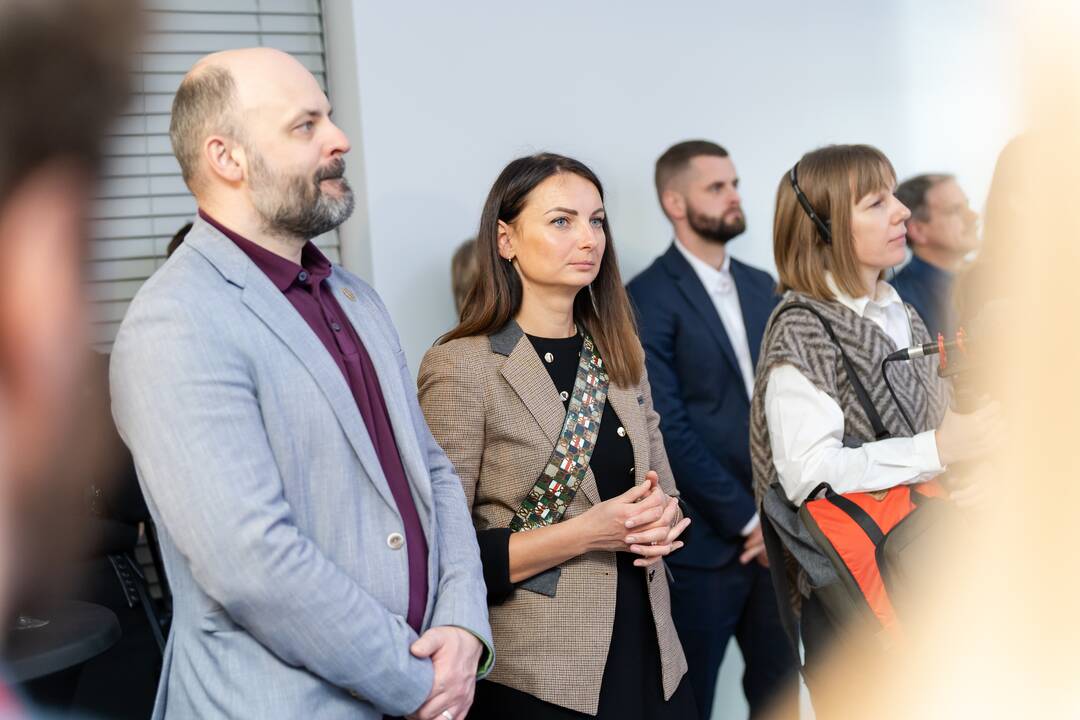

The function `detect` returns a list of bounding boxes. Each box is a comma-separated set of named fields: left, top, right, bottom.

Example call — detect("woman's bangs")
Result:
left=850, top=149, right=897, bottom=201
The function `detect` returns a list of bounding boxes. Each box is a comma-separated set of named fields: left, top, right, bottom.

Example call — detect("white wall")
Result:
left=898, top=0, right=1021, bottom=218
left=340, top=0, right=1019, bottom=374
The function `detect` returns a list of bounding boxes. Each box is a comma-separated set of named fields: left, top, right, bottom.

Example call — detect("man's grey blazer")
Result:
left=110, top=217, right=492, bottom=719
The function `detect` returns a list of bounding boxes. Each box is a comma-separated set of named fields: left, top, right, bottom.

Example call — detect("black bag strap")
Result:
left=823, top=491, right=886, bottom=545
left=773, top=302, right=891, bottom=441
left=808, top=480, right=889, bottom=547
left=759, top=506, right=804, bottom=670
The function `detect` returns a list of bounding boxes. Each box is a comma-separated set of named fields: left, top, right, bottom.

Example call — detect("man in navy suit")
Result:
left=891, top=173, right=980, bottom=340
left=628, top=141, right=795, bottom=719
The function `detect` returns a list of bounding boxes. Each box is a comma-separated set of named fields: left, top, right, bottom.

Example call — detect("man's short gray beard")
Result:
left=248, top=150, right=355, bottom=242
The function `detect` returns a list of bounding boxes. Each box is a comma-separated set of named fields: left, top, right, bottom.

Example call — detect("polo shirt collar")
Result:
left=198, top=209, right=332, bottom=291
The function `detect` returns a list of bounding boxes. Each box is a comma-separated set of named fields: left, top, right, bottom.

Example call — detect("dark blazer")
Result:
left=627, top=243, right=778, bottom=568
left=890, top=254, right=957, bottom=339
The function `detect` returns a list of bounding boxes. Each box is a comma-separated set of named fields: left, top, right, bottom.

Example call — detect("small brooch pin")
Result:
left=342, top=287, right=357, bottom=301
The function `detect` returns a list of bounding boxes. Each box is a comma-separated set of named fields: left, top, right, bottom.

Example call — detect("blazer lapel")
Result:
left=497, top=329, right=602, bottom=506
left=662, top=245, right=741, bottom=377
left=186, top=220, right=403, bottom=513
left=239, top=273, right=399, bottom=513
left=731, top=259, right=771, bottom=367
left=500, top=335, right=564, bottom=445
left=326, top=273, right=434, bottom=518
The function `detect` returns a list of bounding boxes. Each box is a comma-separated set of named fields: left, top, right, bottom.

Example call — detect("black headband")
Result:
left=789, top=163, right=832, bottom=244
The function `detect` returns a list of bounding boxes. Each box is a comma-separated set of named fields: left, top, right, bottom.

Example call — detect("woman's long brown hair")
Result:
left=439, top=153, right=643, bottom=388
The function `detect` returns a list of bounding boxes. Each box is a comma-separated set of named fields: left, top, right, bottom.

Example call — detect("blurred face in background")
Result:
left=910, top=178, right=981, bottom=258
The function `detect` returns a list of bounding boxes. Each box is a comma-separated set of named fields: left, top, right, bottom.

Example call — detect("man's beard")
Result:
left=687, top=205, right=746, bottom=245
left=248, top=151, right=355, bottom=240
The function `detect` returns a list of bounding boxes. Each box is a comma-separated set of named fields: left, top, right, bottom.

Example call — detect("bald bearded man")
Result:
left=110, top=49, right=492, bottom=720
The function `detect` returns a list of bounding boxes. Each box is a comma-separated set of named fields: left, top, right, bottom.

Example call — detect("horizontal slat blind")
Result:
left=90, top=0, right=337, bottom=350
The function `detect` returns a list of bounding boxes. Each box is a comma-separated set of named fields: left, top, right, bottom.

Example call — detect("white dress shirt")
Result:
left=674, top=239, right=760, bottom=536
left=764, top=274, right=945, bottom=505
left=674, top=239, right=756, bottom=399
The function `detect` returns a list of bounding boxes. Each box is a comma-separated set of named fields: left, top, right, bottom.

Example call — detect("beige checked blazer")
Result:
left=417, top=321, right=688, bottom=715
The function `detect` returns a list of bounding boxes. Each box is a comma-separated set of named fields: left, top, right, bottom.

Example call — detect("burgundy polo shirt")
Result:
left=200, top=211, right=429, bottom=633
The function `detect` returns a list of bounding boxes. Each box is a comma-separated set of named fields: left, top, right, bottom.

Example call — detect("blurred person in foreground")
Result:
left=418, top=153, right=696, bottom=719
left=748, top=144, right=1003, bottom=710
left=891, top=174, right=980, bottom=339
left=109, top=48, right=491, bottom=720
left=0, top=0, right=137, bottom=713
left=830, top=11, right=1080, bottom=714
left=802, top=117, right=1080, bottom=720
left=627, top=140, right=794, bottom=719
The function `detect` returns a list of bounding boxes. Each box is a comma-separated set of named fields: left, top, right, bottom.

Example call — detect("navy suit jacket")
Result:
left=627, top=243, right=778, bottom=568
left=890, top=254, right=957, bottom=340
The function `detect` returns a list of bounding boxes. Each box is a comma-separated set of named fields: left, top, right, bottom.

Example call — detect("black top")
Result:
left=470, top=332, right=695, bottom=720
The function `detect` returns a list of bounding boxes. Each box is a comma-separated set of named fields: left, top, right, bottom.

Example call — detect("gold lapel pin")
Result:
left=342, top=287, right=357, bottom=302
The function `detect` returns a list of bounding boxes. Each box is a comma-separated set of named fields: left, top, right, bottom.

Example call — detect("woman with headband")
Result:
left=748, top=144, right=1003, bottom=700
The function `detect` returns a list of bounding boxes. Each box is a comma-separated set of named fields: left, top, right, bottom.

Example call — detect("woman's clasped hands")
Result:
left=576, top=471, right=691, bottom=567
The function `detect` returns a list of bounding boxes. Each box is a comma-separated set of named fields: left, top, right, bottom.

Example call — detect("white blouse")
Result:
left=764, top=275, right=944, bottom=505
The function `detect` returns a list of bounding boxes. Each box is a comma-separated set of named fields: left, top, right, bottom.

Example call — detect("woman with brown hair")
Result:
left=417, top=153, right=696, bottom=719
left=748, top=144, right=1004, bottom=695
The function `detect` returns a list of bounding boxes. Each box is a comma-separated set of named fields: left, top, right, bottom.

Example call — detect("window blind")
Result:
left=90, top=0, right=335, bottom=349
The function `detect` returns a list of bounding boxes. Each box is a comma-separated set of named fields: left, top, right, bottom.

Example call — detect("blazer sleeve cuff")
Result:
left=446, top=626, right=495, bottom=678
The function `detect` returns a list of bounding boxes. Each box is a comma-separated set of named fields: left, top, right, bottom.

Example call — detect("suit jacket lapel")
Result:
left=663, top=245, right=742, bottom=377
left=239, top=277, right=400, bottom=512
left=731, top=259, right=771, bottom=367
left=186, top=220, right=410, bottom=515
left=328, top=274, right=434, bottom=518
left=326, top=273, right=434, bottom=518
left=498, top=331, right=602, bottom=506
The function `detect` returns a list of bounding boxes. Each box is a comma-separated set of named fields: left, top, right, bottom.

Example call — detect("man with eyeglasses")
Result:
left=892, top=174, right=981, bottom=339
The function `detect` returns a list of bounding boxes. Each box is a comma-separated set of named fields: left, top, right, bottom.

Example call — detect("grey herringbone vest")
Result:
left=749, top=291, right=951, bottom=611
left=750, top=291, right=950, bottom=506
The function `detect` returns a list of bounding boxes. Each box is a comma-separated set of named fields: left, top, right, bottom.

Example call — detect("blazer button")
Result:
left=616, top=426, right=626, bottom=437
left=387, top=532, right=405, bottom=550
left=349, top=690, right=359, bottom=699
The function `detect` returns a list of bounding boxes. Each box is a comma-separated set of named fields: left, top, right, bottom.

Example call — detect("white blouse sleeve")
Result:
left=764, top=364, right=944, bottom=505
